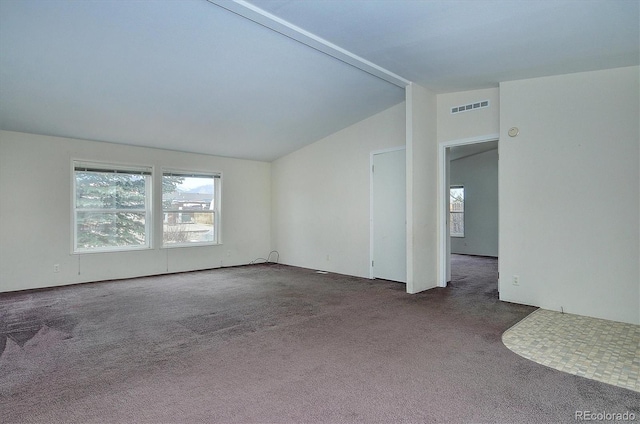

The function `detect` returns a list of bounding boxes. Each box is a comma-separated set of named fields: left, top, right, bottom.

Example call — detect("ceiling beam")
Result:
left=206, top=0, right=411, bottom=88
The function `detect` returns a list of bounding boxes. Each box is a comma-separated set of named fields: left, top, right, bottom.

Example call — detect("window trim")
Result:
left=72, top=160, right=154, bottom=254
left=450, top=185, right=465, bottom=238
left=161, top=169, right=222, bottom=248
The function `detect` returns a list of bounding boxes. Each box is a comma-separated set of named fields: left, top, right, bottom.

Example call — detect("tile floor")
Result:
left=503, top=309, right=640, bottom=393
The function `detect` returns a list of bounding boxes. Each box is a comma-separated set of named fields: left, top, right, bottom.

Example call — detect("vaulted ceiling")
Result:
left=1, top=0, right=638, bottom=161
left=247, top=0, right=640, bottom=93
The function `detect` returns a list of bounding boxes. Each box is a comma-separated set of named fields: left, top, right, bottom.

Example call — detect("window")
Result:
left=74, top=162, right=152, bottom=252
left=450, top=186, right=464, bottom=237
left=162, top=171, right=221, bottom=246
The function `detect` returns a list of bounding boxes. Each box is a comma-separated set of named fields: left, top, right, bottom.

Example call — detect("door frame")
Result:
left=437, top=134, right=499, bottom=287
left=370, top=146, right=407, bottom=279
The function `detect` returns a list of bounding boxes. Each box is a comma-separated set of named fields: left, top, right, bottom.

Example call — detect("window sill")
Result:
left=161, top=242, right=222, bottom=249
left=73, top=245, right=152, bottom=254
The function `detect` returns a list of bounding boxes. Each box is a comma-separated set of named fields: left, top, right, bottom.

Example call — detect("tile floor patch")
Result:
left=502, top=309, right=640, bottom=393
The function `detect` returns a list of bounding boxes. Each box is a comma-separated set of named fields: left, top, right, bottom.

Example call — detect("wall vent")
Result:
left=451, top=100, right=489, bottom=114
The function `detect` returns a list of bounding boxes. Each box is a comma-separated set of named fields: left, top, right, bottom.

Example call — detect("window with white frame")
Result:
left=450, top=186, right=464, bottom=237
left=162, top=171, right=220, bottom=246
left=73, top=161, right=152, bottom=252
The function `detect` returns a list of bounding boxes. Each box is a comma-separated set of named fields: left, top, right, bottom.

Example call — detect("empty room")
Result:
left=1, top=0, right=639, bottom=422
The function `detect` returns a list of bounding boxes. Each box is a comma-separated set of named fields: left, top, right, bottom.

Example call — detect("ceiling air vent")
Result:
left=451, top=100, right=489, bottom=114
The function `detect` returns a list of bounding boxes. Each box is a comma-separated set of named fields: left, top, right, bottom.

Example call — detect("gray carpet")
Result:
left=1, top=256, right=638, bottom=423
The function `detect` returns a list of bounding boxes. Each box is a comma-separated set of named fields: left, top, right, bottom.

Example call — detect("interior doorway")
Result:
left=438, top=135, right=499, bottom=289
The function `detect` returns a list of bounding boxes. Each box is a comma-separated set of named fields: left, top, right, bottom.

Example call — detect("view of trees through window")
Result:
left=74, top=167, right=154, bottom=251
left=450, top=186, right=464, bottom=237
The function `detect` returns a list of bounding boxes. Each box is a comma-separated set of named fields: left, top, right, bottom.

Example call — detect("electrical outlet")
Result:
left=53, top=264, right=60, bottom=273
left=512, top=275, right=520, bottom=286
left=326, top=254, right=330, bottom=261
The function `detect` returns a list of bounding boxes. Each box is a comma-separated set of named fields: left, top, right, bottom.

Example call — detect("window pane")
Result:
left=73, top=163, right=151, bottom=253
left=76, top=212, right=147, bottom=249
left=162, top=174, right=217, bottom=245
left=163, top=212, right=215, bottom=244
left=450, top=212, right=464, bottom=237
left=449, top=187, right=464, bottom=212
left=76, top=171, right=146, bottom=210
left=162, top=175, right=214, bottom=211
left=450, top=186, right=464, bottom=237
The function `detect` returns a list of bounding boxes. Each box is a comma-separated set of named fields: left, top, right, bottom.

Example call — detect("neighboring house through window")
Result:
left=162, top=171, right=221, bottom=246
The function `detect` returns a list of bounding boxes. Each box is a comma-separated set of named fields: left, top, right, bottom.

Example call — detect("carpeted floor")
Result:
left=1, top=256, right=638, bottom=423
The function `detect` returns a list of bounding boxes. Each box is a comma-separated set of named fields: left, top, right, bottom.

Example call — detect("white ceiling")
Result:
left=1, top=0, right=638, bottom=161
left=248, top=0, right=640, bottom=93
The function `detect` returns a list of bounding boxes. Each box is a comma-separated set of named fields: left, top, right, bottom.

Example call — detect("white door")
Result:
left=372, top=149, right=406, bottom=283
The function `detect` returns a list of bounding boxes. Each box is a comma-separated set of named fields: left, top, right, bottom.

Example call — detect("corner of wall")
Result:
left=406, top=84, right=438, bottom=294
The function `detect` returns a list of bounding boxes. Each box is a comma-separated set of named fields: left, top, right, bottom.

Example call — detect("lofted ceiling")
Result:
left=1, top=0, right=638, bottom=161
left=248, top=0, right=640, bottom=93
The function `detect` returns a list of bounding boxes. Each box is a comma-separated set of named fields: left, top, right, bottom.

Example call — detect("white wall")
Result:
left=437, top=88, right=500, bottom=143
left=271, top=103, right=405, bottom=277
left=450, top=148, right=499, bottom=256
left=0, top=131, right=271, bottom=292
left=499, top=66, right=640, bottom=325
left=406, top=84, right=438, bottom=293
